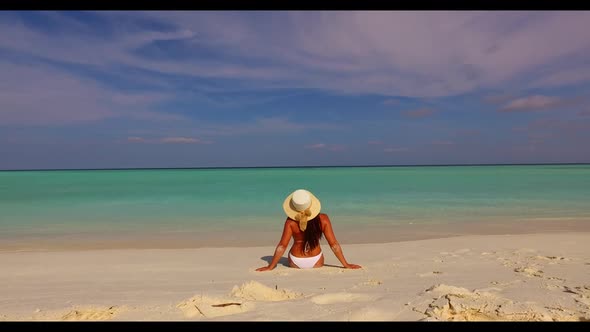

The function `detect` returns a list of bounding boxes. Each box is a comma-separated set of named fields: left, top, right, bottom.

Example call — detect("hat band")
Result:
left=294, top=206, right=312, bottom=231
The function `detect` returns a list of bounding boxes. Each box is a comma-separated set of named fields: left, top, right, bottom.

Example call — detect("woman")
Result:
left=256, top=189, right=362, bottom=271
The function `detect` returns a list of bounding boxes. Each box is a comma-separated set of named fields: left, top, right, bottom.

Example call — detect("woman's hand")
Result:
left=344, top=263, right=362, bottom=269
left=256, top=265, right=274, bottom=272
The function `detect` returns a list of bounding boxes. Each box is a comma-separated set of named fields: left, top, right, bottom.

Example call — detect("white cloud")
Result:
left=305, top=143, right=326, bottom=149
left=161, top=137, right=202, bottom=144
left=499, top=95, right=561, bottom=112
left=304, top=143, right=346, bottom=151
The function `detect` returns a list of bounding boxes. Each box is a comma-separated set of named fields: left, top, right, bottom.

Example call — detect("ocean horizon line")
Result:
left=1, top=162, right=589, bottom=172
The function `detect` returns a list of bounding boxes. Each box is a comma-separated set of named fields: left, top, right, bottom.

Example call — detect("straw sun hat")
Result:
left=282, top=189, right=322, bottom=231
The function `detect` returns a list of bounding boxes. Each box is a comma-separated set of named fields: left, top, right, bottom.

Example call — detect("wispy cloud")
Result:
left=127, top=136, right=212, bottom=144
left=198, top=117, right=344, bottom=137
left=368, top=140, right=383, bottom=145
left=531, top=67, right=590, bottom=88
left=0, top=61, right=184, bottom=126
left=499, top=95, right=561, bottom=112
left=2, top=11, right=590, bottom=100
left=305, top=143, right=347, bottom=151
left=402, top=108, right=436, bottom=118
left=121, top=116, right=343, bottom=143
left=0, top=62, right=113, bottom=125
left=161, top=137, right=209, bottom=144
left=305, top=143, right=326, bottom=149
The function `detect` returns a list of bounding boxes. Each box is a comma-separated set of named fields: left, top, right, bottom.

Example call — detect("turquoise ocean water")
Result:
left=1, top=165, right=589, bottom=250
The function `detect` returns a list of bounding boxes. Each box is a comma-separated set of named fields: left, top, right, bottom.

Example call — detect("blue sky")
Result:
left=1, top=11, right=589, bottom=169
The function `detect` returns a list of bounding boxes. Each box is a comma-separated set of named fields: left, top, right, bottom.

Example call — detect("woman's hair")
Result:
left=304, top=214, right=323, bottom=252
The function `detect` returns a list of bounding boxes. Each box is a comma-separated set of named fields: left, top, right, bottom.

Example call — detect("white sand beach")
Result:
left=1, top=232, right=589, bottom=321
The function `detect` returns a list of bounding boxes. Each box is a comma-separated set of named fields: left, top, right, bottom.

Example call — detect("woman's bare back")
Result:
left=287, top=214, right=325, bottom=258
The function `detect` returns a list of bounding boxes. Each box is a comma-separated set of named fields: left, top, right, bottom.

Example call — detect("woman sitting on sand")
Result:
left=256, top=189, right=362, bottom=271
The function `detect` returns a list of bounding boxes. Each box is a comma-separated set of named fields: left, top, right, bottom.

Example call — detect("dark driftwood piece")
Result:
left=211, top=302, right=242, bottom=307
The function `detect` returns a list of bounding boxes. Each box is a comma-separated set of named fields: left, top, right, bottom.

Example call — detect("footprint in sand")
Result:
left=514, top=266, right=544, bottom=278
left=230, top=280, right=303, bottom=302
left=498, top=257, right=516, bottom=267
left=489, top=280, right=524, bottom=288
left=311, top=292, right=373, bottom=305
left=544, top=306, right=587, bottom=321
left=418, top=271, right=443, bottom=277
left=177, top=295, right=254, bottom=319
left=543, top=283, right=564, bottom=290
left=546, top=276, right=566, bottom=282
left=61, top=306, right=122, bottom=321
left=535, top=255, right=567, bottom=261
left=533, top=255, right=570, bottom=265
left=519, top=267, right=565, bottom=284
left=564, top=285, right=590, bottom=307
left=359, top=278, right=383, bottom=286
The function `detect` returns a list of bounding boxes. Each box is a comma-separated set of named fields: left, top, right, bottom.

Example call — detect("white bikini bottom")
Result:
left=289, top=252, right=323, bottom=269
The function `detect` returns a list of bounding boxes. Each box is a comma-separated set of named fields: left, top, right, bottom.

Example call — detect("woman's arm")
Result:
left=256, top=219, right=293, bottom=271
left=321, top=214, right=362, bottom=269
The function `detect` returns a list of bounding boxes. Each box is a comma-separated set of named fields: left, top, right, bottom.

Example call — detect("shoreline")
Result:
left=2, top=217, right=589, bottom=252
left=1, top=232, right=589, bottom=321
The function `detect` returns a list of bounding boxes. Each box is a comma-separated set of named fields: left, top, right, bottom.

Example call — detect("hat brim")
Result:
left=282, top=191, right=321, bottom=221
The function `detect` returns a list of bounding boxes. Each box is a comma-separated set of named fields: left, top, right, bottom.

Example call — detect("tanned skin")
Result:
left=256, top=213, right=362, bottom=271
